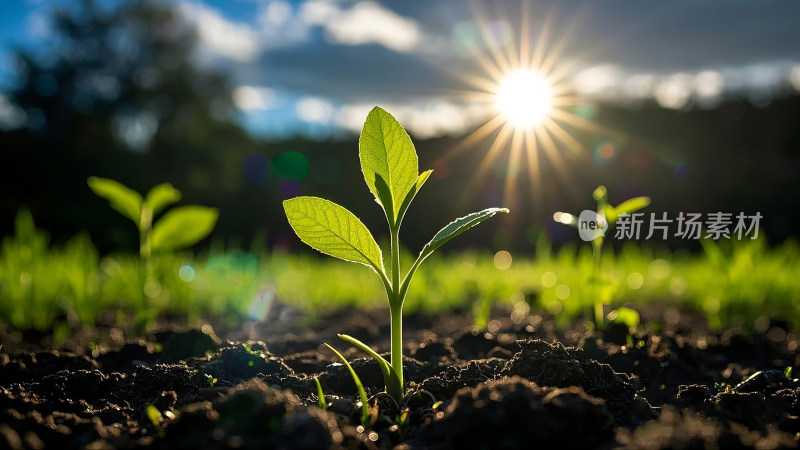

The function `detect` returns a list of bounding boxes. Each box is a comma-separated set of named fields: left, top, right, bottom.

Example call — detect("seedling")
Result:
left=553, top=186, right=649, bottom=327
left=88, top=177, right=218, bottom=321
left=145, top=404, right=165, bottom=437
left=313, top=377, right=328, bottom=411
left=284, top=107, right=508, bottom=403
left=325, top=343, right=370, bottom=429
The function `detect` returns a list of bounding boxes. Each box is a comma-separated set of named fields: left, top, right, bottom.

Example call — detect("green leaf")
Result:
left=593, top=185, right=607, bottom=202
left=145, top=183, right=181, bottom=216
left=420, top=208, right=509, bottom=259
left=151, top=206, right=218, bottom=252
left=374, top=174, right=395, bottom=225
left=146, top=404, right=163, bottom=428
left=338, top=333, right=403, bottom=402
left=359, top=106, right=419, bottom=220
left=325, top=343, right=370, bottom=429
left=283, top=197, right=384, bottom=273
left=608, top=196, right=650, bottom=223
left=607, top=307, right=640, bottom=331
left=87, top=177, right=142, bottom=224
left=396, top=169, right=433, bottom=224
left=399, top=207, right=509, bottom=301
left=314, top=377, right=328, bottom=411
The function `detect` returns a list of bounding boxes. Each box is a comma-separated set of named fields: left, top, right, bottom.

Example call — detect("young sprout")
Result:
left=314, top=377, right=328, bottom=411
left=284, top=107, right=508, bottom=403
left=553, top=186, right=649, bottom=327
left=325, top=344, right=370, bottom=429
left=88, top=177, right=218, bottom=324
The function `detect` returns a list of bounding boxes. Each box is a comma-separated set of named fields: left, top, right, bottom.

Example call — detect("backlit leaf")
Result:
left=608, top=196, right=651, bottom=223
left=359, top=107, right=418, bottom=220
left=87, top=177, right=142, bottom=224
left=283, top=197, right=384, bottom=272
left=151, top=206, right=218, bottom=252
left=421, top=208, right=509, bottom=259
left=145, top=183, right=181, bottom=216
left=397, top=169, right=433, bottom=223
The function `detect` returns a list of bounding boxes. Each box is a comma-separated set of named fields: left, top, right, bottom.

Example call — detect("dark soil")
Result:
left=1, top=305, right=798, bottom=449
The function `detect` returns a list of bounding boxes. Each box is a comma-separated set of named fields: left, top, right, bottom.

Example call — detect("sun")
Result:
left=495, top=70, right=554, bottom=129
left=431, top=3, right=613, bottom=220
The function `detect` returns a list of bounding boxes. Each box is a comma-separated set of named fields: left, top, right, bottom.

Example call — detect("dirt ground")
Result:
left=1, top=304, right=798, bottom=449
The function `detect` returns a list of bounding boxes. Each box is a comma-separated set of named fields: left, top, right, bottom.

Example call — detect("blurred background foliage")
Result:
left=0, top=0, right=798, bottom=254
left=0, top=0, right=799, bottom=335
left=1, top=209, right=799, bottom=337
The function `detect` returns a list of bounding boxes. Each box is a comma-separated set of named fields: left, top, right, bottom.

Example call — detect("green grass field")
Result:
left=2, top=210, right=799, bottom=336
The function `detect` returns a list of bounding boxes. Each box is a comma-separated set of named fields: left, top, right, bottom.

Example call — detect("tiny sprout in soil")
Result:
left=326, top=343, right=371, bottom=428
left=553, top=185, right=649, bottom=327
left=314, top=377, right=328, bottom=411
left=283, top=106, right=508, bottom=403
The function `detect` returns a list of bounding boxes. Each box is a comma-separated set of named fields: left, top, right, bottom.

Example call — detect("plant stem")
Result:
left=388, top=223, right=404, bottom=392
left=390, top=225, right=400, bottom=300
left=592, top=240, right=603, bottom=327
left=138, top=207, right=153, bottom=328
left=390, top=304, right=403, bottom=390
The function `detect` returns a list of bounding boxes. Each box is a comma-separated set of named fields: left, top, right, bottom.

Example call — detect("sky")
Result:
left=1, top=0, right=800, bottom=139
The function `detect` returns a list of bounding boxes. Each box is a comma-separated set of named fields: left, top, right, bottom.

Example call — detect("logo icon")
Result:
left=577, top=210, right=608, bottom=242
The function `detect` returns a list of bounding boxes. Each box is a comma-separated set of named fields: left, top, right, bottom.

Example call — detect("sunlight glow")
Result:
left=495, top=70, right=553, bottom=129
left=430, top=2, right=626, bottom=224
left=433, top=3, right=597, bottom=219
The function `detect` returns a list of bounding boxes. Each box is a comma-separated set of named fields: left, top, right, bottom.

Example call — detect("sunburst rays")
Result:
left=439, top=2, right=607, bottom=218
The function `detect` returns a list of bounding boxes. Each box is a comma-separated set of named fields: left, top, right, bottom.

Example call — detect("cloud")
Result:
left=171, top=0, right=800, bottom=138
left=574, top=62, right=800, bottom=110
left=178, top=0, right=422, bottom=64
left=791, top=66, right=800, bottom=91
left=295, top=97, right=335, bottom=122
left=253, top=41, right=457, bottom=102
left=232, top=86, right=278, bottom=111
left=26, top=9, right=50, bottom=38
left=258, top=0, right=293, bottom=27
left=311, top=1, right=421, bottom=53
left=337, top=100, right=487, bottom=138
left=178, top=2, right=259, bottom=62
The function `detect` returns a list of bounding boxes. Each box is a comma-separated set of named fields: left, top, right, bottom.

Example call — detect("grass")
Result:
left=1, top=210, right=799, bottom=335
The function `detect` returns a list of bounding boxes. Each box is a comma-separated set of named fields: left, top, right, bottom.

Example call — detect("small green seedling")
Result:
left=314, top=377, right=328, bottom=411
left=88, top=177, right=218, bottom=314
left=325, top=343, right=370, bottom=429
left=607, top=306, right=641, bottom=332
left=284, top=107, right=508, bottom=403
left=204, top=374, right=218, bottom=387
left=145, top=404, right=165, bottom=436
left=553, top=186, right=649, bottom=327
left=714, top=381, right=733, bottom=394
left=785, top=366, right=793, bottom=380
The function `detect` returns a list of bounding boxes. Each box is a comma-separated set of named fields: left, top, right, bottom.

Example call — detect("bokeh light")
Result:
left=493, top=250, right=512, bottom=270
left=274, top=151, right=309, bottom=182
